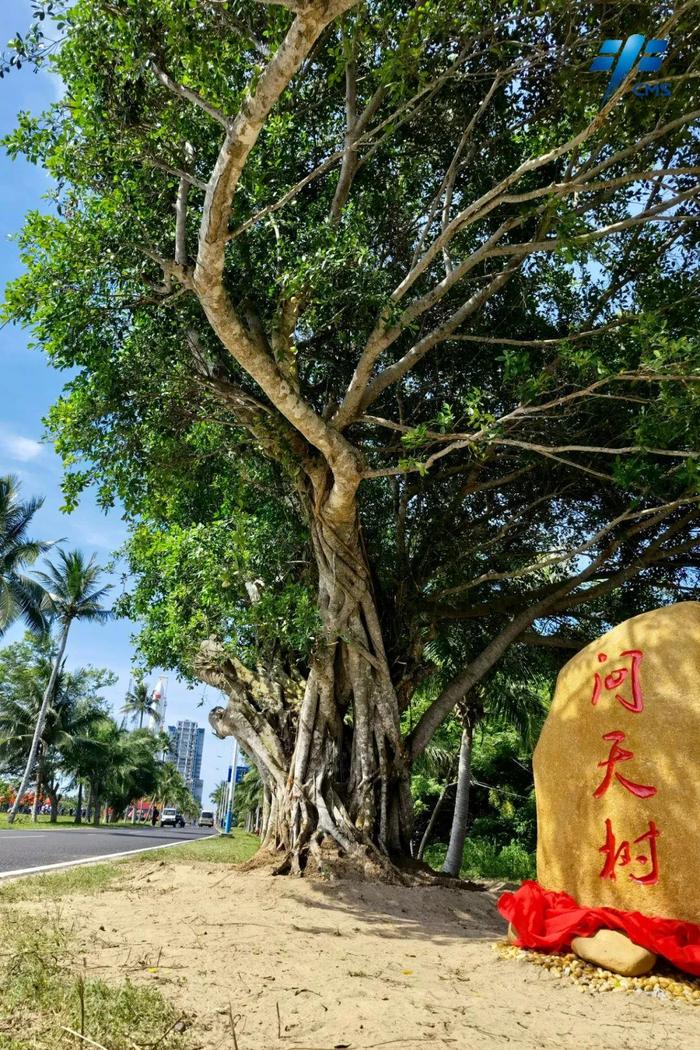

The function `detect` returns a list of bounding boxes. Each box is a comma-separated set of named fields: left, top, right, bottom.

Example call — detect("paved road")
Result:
left=0, top=825, right=214, bottom=877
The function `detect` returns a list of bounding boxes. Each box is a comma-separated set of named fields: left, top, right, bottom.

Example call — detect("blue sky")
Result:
left=0, top=0, right=233, bottom=804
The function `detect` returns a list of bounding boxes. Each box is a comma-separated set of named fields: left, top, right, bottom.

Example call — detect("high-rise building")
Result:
left=166, top=720, right=205, bottom=805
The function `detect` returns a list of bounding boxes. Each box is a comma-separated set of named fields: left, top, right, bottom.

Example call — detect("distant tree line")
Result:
left=0, top=474, right=198, bottom=824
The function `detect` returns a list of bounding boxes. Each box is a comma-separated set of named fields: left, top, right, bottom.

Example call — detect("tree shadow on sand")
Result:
left=282, top=875, right=506, bottom=943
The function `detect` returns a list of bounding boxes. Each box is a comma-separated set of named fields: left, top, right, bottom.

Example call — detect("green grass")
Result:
left=0, top=910, right=192, bottom=1050
left=0, top=814, right=137, bottom=831
left=133, top=829, right=259, bottom=865
left=0, top=860, right=124, bottom=905
left=0, top=829, right=259, bottom=905
left=425, top=836, right=536, bottom=882
left=0, top=831, right=260, bottom=1046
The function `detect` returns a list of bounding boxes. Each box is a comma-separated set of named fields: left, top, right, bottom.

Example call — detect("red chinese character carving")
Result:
left=593, top=730, right=657, bottom=799
left=591, top=649, right=644, bottom=712
left=599, top=818, right=660, bottom=885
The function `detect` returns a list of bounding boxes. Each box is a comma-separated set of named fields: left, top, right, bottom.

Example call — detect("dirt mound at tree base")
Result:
left=15, top=860, right=699, bottom=1048
left=258, top=837, right=487, bottom=888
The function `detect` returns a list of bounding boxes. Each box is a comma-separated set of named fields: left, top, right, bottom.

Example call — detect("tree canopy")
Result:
left=4, top=0, right=699, bottom=866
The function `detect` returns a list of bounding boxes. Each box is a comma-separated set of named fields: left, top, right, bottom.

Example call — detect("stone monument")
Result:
left=534, top=601, right=700, bottom=925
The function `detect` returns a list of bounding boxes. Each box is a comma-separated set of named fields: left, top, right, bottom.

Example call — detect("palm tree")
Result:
left=101, top=726, right=162, bottom=823
left=442, top=696, right=485, bottom=877
left=151, top=761, right=198, bottom=821
left=232, top=766, right=263, bottom=831
left=414, top=744, right=459, bottom=861
left=0, top=475, right=51, bottom=637
left=420, top=633, right=548, bottom=877
left=441, top=679, right=547, bottom=877
left=122, top=679, right=159, bottom=729
left=153, top=761, right=186, bottom=809
left=126, top=728, right=172, bottom=821
left=0, top=657, right=54, bottom=819
left=41, top=686, right=106, bottom=821
left=62, top=715, right=113, bottom=825
left=7, top=549, right=112, bottom=824
left=0, top=682, right=107, bottom=823
left=63, top=716, right=121, bottom=825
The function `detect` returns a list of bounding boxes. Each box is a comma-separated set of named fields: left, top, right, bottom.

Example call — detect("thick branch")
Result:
left=409, top=503, right=699, bottom=758
left=429, top=497, right=700, bottom=600
left=450, top=317, right=631, bottom=347
left=195, top=0, right=358, bottom=290
left=185, top=1, right=362, bottom=513
left=330, top=79, right=386, bottom=219
left=175, top=142, right=194, bottom=266
left=195, top=638, right=299, bottom=787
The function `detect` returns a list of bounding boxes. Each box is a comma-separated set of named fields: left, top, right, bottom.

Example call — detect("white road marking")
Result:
left=0, top=832, right=51, bottom=839
left=0, top=834, right=218, bottom=880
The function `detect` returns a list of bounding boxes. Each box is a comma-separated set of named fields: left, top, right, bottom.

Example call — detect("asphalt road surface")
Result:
left=0, top=824, right=215, bottom=877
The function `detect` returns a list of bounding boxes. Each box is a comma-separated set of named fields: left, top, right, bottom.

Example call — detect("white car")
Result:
left=198, top=810, right=215, bottom=827
left=160, top=807, right=185, bottom=828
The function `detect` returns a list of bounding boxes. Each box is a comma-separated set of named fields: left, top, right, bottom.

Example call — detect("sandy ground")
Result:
left=37, top=859, right=700, bottom=1049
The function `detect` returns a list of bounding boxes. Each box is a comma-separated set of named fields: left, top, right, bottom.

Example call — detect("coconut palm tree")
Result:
left=63, top=716, right=122, bottom=825
left=441, top=695, right=485, bottom=878
left=153, top=761, right=186, bottom=809
left=7, top=549, right=112, bottom=823
left=41, top=684, right=107, bottom=821
left=0, top=660, right=56, bottom=819
left=101, top=726, right=163, bottom=823
left=126, top=728, right=171, bottom=821
left=232, top=766, right=263, bottom=831
left=151, top=760, right=198, bottom=820
left=62, top=715, right=113, bottom=825
left=419, top=633, right=548, bottom=877
left=121, top=679, right=159, bottom=729
left=414, top=744, right=459, bottom=861
left=0, top=475, right=51, bottom=637
left=441, top=678, right=547, bottom=878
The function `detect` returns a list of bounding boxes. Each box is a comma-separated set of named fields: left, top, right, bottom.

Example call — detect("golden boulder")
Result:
left=534, top=602, right=700, bottom=924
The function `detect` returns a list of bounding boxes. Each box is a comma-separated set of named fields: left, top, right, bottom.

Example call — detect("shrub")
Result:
left=425, top=836, right=536, bottom=881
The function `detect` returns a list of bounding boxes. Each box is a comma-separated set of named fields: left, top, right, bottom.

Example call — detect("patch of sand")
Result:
left=50, top=860, right=700, bottom=1048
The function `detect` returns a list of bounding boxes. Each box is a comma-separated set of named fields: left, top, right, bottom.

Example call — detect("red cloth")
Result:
left=498, top=880, right=700, bottom=977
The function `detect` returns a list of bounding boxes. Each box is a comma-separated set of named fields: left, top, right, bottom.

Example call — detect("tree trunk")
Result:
left=31, top=765, right=42, bottom=823
left=417, top=781, right=452, bottom=861
left=92, top=788, right=101, bottom=826
left=442, top=724, right=474, bottom=878
left=198, top=479, right=413, bottom=873
left=48, top=784, right=59, bottom=823
left=74, top=781, right=83, bottom=824
left=8, top=620, right=70, bottom=824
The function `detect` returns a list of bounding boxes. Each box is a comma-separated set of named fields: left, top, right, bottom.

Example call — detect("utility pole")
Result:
left=218, top=768, right=230, bottom=829
left=224, top=736, right=239, bottom=834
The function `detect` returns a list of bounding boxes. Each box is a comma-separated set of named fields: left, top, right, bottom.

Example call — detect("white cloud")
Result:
left=0, top=426, right=44, bottom=462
